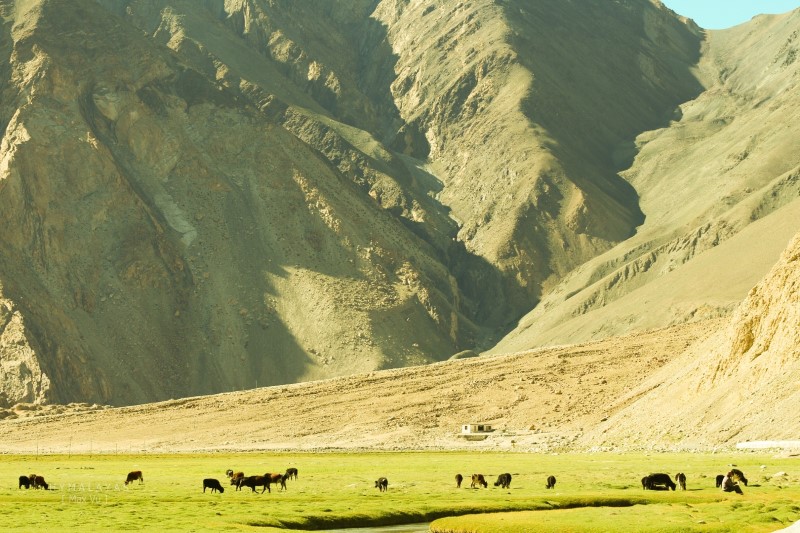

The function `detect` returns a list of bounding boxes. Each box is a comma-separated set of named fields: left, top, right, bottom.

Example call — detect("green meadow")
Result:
left=0, top=452, right=797, bottom=532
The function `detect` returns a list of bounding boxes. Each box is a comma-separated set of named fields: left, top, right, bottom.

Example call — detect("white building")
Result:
left=461, top=423, right=493, bottom=435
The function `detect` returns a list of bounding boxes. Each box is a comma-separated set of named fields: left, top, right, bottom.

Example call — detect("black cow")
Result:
left=19, top=475, right=31, bottom=489
left=546, top=475, right=557, bottom=489
left=730, top=469, right=748, bottom=486
left=238, top=475, right=270, bottom=493
left=715, top=474, right=725, bottom=488
left=285, top=468, right=298, bottom=480
left=494, top=473, right=512, bottom=489
left=455, top=474, right=463, bottom=488
left=203, top=478, right=224, bottom=493
left=643, top=473, right=676, bottom=491
left=375, top=477, right=388, bottom=492
left=125, top=471, right=144, bottom=485
left=721, top=472, right=744, bottom=494
left=675, top=472, right=686, bottom=490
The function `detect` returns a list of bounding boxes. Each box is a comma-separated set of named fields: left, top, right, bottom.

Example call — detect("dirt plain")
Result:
left=0, top=321, right=719, bottom=454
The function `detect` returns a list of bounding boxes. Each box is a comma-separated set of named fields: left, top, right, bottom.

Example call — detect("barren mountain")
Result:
left=0, top=0, right=797, bottom=410
left=492, top=7, right=800, bottom=350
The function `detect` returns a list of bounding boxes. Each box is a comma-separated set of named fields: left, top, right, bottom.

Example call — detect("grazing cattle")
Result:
left=285, top=468, right=298, bottom=480
left=721, top=472, right=744, bottom=494
left=494, top=473, right=512, bottom=489
left=470, top=474, right=487, bottom=488
left=238, top=475, right=270, bottom=493
left=675, top=472, right=687, bottom=490
left=265, top=473, right=287, bottom=492
left=19, top=475, right=31, bottom=489
left=715, top=474, right=725, bottom=488
left=375, top=477, right=388, bottom=492
left=125, top=471, right=144, bottom=485
left=546, top=475, right=557, bottom=489
left=455, top=474, right=463, bottom=488
left=641, top=476, right=649, bottom=490
left=203, top=478, right=224, bottom=493
left=730, top=469, right=748, bottom=486
left=32, top=475, right=49, bottom=490
left=643, top=473, right=676, bottom=491
left=228, top=471, right=245, bottom=487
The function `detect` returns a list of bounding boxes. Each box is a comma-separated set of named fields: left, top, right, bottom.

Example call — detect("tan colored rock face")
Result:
left=0, top=288, right=50, bottom=407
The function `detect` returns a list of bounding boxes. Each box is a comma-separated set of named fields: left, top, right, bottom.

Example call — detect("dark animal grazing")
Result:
left=238, top=475, right=270, bottom=493
left=125, top=471, right=144, bottom=485
left=470, top=474, right=487, bottom=488
left=375, top=477, right=388, bottom=492
left=730, top=469, right=748, bottom=486
left=455, top=474, right=463, bottom=488
left=641, top=476, right=649, bottom=490
left=203, top=478, right=224, bottom=493
left=721, top=472, right=744, bottom=494
left=715, top=474, right=725, bottom=488
left=675, top=472, right=687, bottom=490
left=229, top=471, right=245, bottom=487
left=32, top=475, right=49, bottom=490
left=285, top=468, right=298, bottom=480
left=546, top=475, right=557, bottom=489
left=494, top=473, right=512, bottom=489
left=643, top=473, right=676, bottom=491
left=19, top=475, right=31, bottom=489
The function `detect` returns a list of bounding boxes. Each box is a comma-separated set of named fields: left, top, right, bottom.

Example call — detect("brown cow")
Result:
left=32, top=475, right=49, bottom=490
left=228, top=470, right=245, bottom=488
left=546, top=475, right=557, bottom=489
left=125, top=471, right=144, bottom=485
left=264, top=473, right=287, bottom=492
left=455, top=474, right=463, bottom=488
left=285, top=468, right=298, bottom=480
left=470, top=474, right=487, bottom=488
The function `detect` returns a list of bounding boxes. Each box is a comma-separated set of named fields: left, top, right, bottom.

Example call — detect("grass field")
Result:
left=0, top=452, right=797, bottom=532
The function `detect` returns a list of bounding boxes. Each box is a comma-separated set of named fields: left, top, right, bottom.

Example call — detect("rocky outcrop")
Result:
left=0, top=285, right=49, bottom=407
left=580, top=231, right=800, bottom=449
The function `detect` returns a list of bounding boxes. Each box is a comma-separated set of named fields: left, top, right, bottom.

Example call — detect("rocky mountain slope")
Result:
left=492, top=6, right=800, bottom=351
left=0, top=0, right=797, bottom=408
left=579, top=229, right=800, bottom=449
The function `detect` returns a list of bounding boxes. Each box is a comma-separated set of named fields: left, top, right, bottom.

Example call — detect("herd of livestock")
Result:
left=16, top=467, right=748, bottom=495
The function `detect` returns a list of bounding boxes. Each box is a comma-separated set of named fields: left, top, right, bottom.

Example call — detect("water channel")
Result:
left=319, top=523, right=430, bottom=533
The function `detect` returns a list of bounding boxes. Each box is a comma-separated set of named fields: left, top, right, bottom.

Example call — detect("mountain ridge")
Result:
left=0, top=0, right=797, bottom=410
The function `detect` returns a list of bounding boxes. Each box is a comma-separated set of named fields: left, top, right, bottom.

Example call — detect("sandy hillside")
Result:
left=0, top=322, right=714, bottom=453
